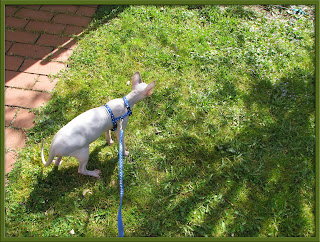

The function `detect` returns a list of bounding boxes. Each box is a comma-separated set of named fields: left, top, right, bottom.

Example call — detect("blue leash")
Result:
left=104, top=97, right=132, bottom=237
left=118, top=119, right=124, bottom=237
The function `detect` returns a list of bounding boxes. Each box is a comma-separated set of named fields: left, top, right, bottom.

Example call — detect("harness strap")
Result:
left=104, top=97, right=132, bottom=131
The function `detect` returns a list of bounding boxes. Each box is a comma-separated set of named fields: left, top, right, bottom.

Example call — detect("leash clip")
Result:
left=120, top=119, right=123, bottom=130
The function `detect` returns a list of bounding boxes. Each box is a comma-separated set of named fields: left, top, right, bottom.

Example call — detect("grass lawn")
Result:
left=5, top=5, right=316, bottom=237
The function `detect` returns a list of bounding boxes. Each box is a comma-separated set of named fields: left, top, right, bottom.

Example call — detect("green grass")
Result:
left=5, top=5, right=315, bottom=237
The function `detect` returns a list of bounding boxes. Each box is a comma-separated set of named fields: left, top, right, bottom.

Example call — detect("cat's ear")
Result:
left=132, top=72, right=142, bottom=90
left=145, top=81, right=156, bottom=96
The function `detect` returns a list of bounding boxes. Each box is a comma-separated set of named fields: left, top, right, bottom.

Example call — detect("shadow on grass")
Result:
left=133, top=67, right=315, bottom=237
left=78, top=5, right=128, bottom=39
left=25, top=144, right=117, bottom=214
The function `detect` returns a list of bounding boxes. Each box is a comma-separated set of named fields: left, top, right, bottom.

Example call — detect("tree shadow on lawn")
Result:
left=83, top=5, right=128, bottom=37
left=133, top=68, right=315, bottom=237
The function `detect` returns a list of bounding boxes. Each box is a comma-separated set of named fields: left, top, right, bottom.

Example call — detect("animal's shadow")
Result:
left=25, top=143, right=117, bottom=214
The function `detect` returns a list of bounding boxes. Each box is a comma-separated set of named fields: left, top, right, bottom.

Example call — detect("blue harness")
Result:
left=104, top=97, right=132, bottom=131
left=104, top=96, right=132, bottom=237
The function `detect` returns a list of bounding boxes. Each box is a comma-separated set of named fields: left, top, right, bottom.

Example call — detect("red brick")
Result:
left=84, top=5, right=98, bottom=8
left=64, top=25, right=84, bottom=36
left=21, top=5, right=41, bottom=10
left=5, top=106, right=18, bottom=126
left=5, top=70, right=37, bottom=88
left=5, top=16, right=29, bottom=29
left=76, top=6, right=97, bottom=16
left=5, top=41, right=13, bottom=52
left=15, top=8, right=54, bottom=21
left=5, top=6, right=18, bottom=16
left=5, top=151, right=18, bottom=174
left=40, top=5, right=78, bottom=14
left=26, top=21, right=65, bottom=34
left=13, top=108, right=37, bottom=129
left=5, top=70, right=16, bottom=83
left=53, top=14, right=91, bottom=27
left=9, top=43, right=53, bottom=58
left=5, top=128, right=26, bottom=149
left=5, top=55, right=24, bottom=71
left=50, top=48, right=73, bottom=62
left=36, top=33, right=70, bottom=47
left=63, top=39, right=77, bottom=50
left=20, top=59, right=65, bottom=75
left=5, top=29, right=39, bottom=44
left=5, top=88, right=51, bottom=109
left=33, top=75, right=59, bottom=92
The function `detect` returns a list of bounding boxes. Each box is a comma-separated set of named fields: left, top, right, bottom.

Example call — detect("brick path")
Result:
left=5, top=5, right=98, bottom=174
